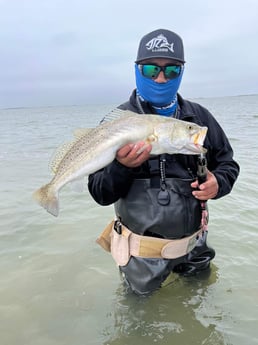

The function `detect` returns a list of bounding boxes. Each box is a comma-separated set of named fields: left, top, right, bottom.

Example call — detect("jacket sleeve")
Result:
left=204, top=112, right=240, bottom=199
left=88, top=159, right=136, bottom=205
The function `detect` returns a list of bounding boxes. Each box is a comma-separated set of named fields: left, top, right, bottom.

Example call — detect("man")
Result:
left=88, top=29, right=240, bottom=295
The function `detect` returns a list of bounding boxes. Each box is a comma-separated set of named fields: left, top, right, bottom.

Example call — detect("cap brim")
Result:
left=135, top=55, right=185, bottom=64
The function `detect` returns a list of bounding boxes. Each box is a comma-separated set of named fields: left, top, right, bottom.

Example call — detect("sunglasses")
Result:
left=138, top=64, right=182, bottom=80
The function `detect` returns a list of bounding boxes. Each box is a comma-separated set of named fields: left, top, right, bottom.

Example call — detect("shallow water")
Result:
left=0, top=96, right=258, bottom=345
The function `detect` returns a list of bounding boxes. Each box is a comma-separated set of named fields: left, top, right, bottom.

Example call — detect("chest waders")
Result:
left=109, top=99, right=215, bottom=295
left=114, top=154, right=215, bottom=295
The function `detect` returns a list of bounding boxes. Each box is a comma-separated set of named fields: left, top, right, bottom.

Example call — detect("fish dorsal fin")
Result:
left=49, top=140, right=76, bottom=174
left=73, top=128, right=93, bottom=139
left=100, top=108, right=135, bottom=124
left=49, top=109, right=136, bottom=174
left=49, top=128, right=94, bottom=174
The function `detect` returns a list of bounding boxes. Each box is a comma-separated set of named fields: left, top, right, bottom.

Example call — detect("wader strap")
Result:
left=129, top=228, right=204, bottom=259
left=96, top=220, right=204, bottom=262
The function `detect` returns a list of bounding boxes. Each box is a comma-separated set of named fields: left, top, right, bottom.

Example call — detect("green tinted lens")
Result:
left=141, top=65, right=161, bottom=79
left=164, top=65, right=181, bottom=79
left=140, top=64, right=181, bottom=79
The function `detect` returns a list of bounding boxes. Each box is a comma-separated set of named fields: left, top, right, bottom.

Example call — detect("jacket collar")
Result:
left=130, top=89, right=200, bottom=124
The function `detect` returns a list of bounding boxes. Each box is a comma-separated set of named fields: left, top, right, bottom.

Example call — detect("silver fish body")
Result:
left=33, top=109, right=207, bottom=216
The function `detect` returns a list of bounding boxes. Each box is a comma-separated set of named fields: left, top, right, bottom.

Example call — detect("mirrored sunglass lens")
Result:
left=141, top=65, right=160, bottom=78
left=164, top=66, right=181, bottom=79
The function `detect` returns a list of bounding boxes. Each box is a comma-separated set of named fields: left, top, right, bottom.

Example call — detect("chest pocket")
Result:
left=114, top=178, right=202, bottom=239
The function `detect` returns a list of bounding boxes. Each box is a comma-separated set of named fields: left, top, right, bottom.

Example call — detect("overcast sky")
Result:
left=1, top=0, right=258, bottom=108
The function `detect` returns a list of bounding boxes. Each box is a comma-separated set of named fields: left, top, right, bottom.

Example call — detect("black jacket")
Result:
left=88, top=91, right=240, bottom=205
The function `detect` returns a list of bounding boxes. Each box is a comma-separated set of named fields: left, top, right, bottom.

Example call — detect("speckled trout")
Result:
left=33, top=109, right=207, bottom=217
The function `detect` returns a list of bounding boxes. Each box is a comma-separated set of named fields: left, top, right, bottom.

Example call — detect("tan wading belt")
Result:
left=96, top=220, right=204, bottom=266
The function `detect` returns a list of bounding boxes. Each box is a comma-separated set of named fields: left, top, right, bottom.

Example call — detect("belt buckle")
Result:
left=114, top=219, right=122, bottom=235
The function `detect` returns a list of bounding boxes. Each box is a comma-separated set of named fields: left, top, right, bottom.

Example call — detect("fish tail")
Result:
left=33, top=183, right=59, bottom=217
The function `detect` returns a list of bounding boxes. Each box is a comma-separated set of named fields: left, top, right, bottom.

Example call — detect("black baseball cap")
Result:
left=135, top=29, right=185, bottom=64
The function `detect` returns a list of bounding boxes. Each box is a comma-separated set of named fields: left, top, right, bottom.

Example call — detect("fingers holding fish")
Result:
left=116, top=141, right=152, bottom=168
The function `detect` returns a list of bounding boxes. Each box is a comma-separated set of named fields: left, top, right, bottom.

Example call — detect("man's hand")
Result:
left=116, top=141, right=152, bottom=168
left=191, top=170, right=219, bottom=200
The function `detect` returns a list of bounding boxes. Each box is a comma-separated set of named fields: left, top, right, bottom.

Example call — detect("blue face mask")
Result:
left=135, top=64, right=184, bottom=107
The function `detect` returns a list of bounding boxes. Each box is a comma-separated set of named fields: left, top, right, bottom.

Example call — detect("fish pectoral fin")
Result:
left=146, top=134, right=158, bottom=144
left=136, top=135, right=158, bottom=154
left=70, top=178, right=85, bottom=193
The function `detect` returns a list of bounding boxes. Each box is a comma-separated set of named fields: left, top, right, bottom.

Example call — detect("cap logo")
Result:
left=145, top=34, right=174, bottom=53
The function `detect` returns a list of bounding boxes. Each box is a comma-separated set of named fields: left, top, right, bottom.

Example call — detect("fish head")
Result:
left=189, top=124, right=208, bottom=153
left=157, top=120, right=208, bottom=155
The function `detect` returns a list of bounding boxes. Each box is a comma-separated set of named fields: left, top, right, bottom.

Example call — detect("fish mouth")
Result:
left=192, top=127, right=208, bottom=146
left=189, top=127, right=208, bottom=153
